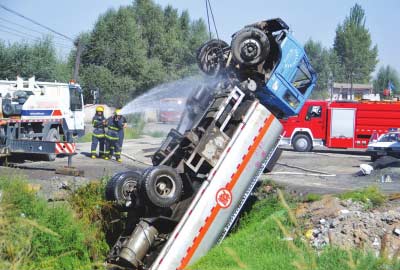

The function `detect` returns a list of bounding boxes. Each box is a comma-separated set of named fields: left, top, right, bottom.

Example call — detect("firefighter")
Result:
left=105, top=109, right=124, bottom=162
left=90, top=106, right=106, bottom=159
left=110, top=113, right=127, bottom=156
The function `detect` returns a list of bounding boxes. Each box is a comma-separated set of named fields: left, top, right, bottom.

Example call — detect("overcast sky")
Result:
left=1, top=0, right=399, bottom=75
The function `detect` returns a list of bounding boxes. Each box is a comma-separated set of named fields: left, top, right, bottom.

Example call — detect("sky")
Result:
left=1, top=0, right=399, bottom=76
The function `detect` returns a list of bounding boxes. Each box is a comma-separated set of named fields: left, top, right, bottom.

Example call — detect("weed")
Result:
left=339, top=186, right=387, bottom=208
left=304, top=193, right=322, bottom=202
left=0, top=173, right=109, bottom=270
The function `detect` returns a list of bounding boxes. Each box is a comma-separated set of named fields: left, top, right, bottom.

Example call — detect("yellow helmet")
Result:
left=115, top=109, right=122, bottom=116
left=96, top=106, right=104, bottom=112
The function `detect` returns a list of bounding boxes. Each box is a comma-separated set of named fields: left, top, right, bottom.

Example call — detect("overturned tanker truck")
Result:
left=105, top=18, right=317, bottom=270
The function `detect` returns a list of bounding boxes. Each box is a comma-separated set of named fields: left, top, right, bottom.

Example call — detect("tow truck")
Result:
left=0, top=76, right=84, bottom=162
left=105, top=18, right=316, bottom=270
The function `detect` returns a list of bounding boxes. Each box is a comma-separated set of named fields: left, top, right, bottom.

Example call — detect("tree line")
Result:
left=305, top=4, right=399, bottom=98
left=0, top=2, right=398, bottom=104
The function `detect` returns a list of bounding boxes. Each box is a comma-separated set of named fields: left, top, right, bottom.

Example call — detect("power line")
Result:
left=0, top=17, right=72, bottom=43
left=0, top=27, right=73, bottom=50
left=0, top=4, right=74, bottom=43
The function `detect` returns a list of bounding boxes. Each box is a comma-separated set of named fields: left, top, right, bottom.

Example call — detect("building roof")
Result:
left=333, top=83, right=373, bottom=90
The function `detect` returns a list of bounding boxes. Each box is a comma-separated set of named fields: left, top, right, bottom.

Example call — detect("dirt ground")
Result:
left=1, top=131, right=399, bottom=200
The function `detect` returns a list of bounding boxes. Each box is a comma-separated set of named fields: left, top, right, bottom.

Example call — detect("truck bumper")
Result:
left=6, top=139, right=55, bottom=154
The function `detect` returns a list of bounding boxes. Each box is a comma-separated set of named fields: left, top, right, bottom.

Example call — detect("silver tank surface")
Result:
left=150, top=101, right=283, bottom=269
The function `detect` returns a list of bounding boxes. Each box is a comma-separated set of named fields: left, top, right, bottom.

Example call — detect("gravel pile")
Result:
left=296, top=196, right=400, bottom=257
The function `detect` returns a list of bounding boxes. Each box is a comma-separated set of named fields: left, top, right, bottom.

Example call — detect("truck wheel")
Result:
left=196, top=39, right=228, bottom=76
left=105, top=171, right=142, bottom=208
left=370, top=155, right=378, bottom=162
left=263, top=148, right=282, bottom=173
left=43, top=128, right=60, bottom=161
left=141, top=165, right=183, bottom=208
left=292, top=134, right=312, bottom=152
left=231, top=27, right=270, bottom=66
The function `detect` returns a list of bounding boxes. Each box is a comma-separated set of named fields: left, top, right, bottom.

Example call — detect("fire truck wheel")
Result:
left=141, top=165, right=183, bottom=208
left=292, top=134, right=312, bottom=152
left=196, top=39, right=229, bottom=76
left=105, top=170, right=142, bottom=209
left=231, top=27, right=270, bottom=66
left=43, top=128, right=60, bottom=161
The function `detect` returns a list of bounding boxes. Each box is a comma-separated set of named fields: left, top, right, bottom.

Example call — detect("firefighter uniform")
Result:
left=105, top=111, right=124, bottom=162
left=90, top=106, right=106, bottom=158
left=118, top=115, right=127, bottom=149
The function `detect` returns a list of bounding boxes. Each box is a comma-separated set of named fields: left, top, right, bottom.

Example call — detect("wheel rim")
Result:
left=202, top=46, right=222, bottom=74
left=154, top=174, right=176, bottom=199
left=121, top=178, right=137, bottom=200
left=240, top=39, right=261, bottom=61
left=295, top=138, right=308, bottom=151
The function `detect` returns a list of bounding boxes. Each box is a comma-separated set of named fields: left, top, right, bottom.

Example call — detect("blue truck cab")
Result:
left=257, top=33, right=317, bottom=117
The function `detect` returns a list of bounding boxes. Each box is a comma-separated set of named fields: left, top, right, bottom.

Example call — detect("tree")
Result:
left=304, top=39, right=345, bottom=98
left=0, top=37, right=70, bottom=82
left=79, top=0, right=208, bottom=106
left=373, top=65, right=400, bottom=95
left=333, top=4, right=378, bottom=84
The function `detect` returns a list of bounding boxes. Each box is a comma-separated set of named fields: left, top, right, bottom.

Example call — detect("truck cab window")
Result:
left=291, top=58, right=312, bottom=95
left=306, top=105, right=322, bottom=120
left=69, top=87, right=83, bottom=111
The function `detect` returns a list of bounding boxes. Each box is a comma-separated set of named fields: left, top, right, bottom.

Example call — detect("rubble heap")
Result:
left=296, top=196, right=400, bottom=257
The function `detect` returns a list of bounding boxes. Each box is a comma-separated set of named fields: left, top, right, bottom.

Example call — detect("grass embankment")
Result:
left=0, top=173, right=114, bottom=270
left=191, top=187, right=398, bottom=270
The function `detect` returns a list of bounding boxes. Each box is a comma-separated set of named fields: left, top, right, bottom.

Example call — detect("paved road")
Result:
left=266, top=148, right=400, bottom=195
left=3, top=137, right=399, bottom=199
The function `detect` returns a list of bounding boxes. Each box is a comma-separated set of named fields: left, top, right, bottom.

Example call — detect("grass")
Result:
left=339, top=185, right=387, bottom=209
left=190, top=189, right=399, bottom=270
left=0, top=173, right=112, bottom=270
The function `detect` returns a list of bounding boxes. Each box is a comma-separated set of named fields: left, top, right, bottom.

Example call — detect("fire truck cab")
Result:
left=280, top=100, right=400, bottom=152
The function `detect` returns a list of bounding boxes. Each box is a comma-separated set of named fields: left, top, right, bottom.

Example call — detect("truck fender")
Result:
left=289, top=128, right=314, bottom=143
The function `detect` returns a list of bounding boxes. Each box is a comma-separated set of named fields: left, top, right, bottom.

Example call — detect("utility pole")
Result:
left=73, top=38, right=84, bottom=81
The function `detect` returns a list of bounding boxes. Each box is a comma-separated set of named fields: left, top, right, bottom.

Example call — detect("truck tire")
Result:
left=263, top=148, right=282, bottom=173
left=141, top=165, right=183, bottom=208
left=196, top=39, right=228, bottom=76
left=105, top=171, right=142, bottom=208
left=43, top=128, right=60, bottom=161
left=292, top=134, right=312, bottom=152
left=231, top=27, right=270, bottom=66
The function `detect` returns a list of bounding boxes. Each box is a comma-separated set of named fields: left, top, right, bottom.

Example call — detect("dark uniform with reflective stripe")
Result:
left=105, top=116, right=124, bottom=160
left=111, top=116, right=127, bottom=156
left=90, top=114, right=106, bottom=156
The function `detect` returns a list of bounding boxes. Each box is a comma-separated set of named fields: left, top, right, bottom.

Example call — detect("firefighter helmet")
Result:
left=115, top=109, right=122, bottom=116
left=96, top=106, right=104, bottom=112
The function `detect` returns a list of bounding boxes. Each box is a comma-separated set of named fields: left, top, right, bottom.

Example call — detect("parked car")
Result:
left=367, top=129, right=400, bottom=161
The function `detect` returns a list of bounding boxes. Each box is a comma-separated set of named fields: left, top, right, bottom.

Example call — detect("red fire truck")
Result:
left=280, top=100, right=400, bottom=152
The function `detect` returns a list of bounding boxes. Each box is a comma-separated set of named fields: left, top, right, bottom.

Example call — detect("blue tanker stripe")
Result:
left=21, top=110, right=53, bottom=116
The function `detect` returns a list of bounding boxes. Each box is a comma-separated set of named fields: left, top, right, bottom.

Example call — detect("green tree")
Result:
left=79, top=0, right=208, bottom=106
left=0, top=37, right=70, bottom=81
left=333, top=4, right=378, bottom=84
left=373, top=65, right=400, bottom=95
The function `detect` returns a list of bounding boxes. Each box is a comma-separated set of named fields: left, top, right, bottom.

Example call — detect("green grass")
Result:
left=339, top=186, right=387, bottom=209
left=191, top=189, right=399, bottom=270
left=304, top=193, right=322, bottom=202
left=0, top=173, right=110, bottom=270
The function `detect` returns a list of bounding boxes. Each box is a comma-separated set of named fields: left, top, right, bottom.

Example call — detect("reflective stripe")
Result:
left=91, top=150, right=97, bottom=153
left=114, top=152, right=121, bottom=155
left=110, top=146, right=115, bottom=149
left=105, top=134, right=119, bottom=140
left=109, top=126, right=120, bottom=131
left=92, top=133, right=105, bottom=138
left=105, top=151, right=110, bottom=154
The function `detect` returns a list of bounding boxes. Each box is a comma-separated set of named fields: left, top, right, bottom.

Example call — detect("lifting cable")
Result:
left=204, top=0, right=220, bottom=40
